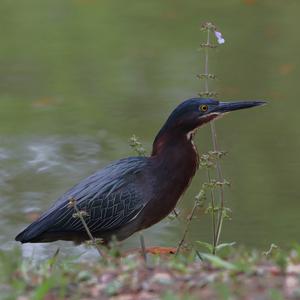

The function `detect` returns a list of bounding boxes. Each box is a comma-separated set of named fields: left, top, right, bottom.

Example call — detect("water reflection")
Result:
left=0, top=136, right=107, bottom=248
left=27, top=143, right=62, bottom=172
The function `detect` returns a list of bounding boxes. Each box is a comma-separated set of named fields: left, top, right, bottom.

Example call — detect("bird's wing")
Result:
left=16, top=157, right=149, bottom=241
left=50, top=177, right=145, bottom=233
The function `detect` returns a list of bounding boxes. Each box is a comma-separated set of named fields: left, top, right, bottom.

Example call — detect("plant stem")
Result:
left=207, top=170, right=217, bottom=254
left=139, top=231, right=147, bottom=262
left=204, top=29, right=210, bottom=93
left=204, top=25, right=226, bottom=252
left=70, top=198, right=106, bottom=259
left=129, top=136, right=148, bottom=260
left=209, top=121, right=226, bottom=247
left=176, top=201, right=199, bottom=255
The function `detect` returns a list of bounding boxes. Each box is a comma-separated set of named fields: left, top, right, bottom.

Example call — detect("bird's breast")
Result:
left=139, top=139, right=199, bottom=229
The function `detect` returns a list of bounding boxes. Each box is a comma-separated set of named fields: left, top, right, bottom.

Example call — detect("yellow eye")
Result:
left=199, top=104, right=208, bottom=112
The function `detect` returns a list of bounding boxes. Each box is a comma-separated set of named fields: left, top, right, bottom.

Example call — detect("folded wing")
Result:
left=15, top=157, right=148, bottom=243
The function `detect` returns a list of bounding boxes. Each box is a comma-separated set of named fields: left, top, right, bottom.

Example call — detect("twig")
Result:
left=204, top=29, right=210, bottom=93
left=207, top=170, right=217, bottom=253
left=68, top=197, right=106, bottom=259
left=49, top=248, right=60, bottom=270
left=129, top=136, right=148, bottom=260
left=173, top=208, right=179, bottom=218
left=176, top=201, right=199, bottom=255
left=139, top=231, right=147, bottom=263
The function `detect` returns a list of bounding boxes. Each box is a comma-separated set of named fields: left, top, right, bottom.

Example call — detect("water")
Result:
left=1, top=0, right=300, bottom=258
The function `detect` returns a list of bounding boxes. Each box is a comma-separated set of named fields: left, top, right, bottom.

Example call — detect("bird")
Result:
left=15, top=98, right=265, bottom=245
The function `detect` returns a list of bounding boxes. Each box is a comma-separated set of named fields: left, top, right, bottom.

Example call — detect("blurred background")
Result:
left=0, top=0, right=299, bottom=259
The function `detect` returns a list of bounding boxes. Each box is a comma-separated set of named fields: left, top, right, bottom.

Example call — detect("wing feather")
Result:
left=16, top=157, right=149, bottom=242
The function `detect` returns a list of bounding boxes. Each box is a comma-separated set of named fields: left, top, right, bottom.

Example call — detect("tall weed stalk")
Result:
left=198, top=22, right=231, bottom=254
left=177, top=22, right=232, bottom=256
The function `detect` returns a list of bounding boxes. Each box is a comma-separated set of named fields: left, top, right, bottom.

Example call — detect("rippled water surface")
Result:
left=1, top=0, right=300, bottom=258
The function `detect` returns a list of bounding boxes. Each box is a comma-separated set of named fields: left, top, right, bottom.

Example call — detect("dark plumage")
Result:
left=15, top=98, right=265, bottom=244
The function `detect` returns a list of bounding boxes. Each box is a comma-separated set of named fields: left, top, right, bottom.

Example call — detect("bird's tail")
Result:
left=15, top=219, right=47, bottom=243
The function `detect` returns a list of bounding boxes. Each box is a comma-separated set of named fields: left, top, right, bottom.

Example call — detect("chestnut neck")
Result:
left=151, top=128, right=199, bottom=173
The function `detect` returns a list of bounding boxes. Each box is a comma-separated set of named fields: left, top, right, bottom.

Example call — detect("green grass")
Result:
left=1, top=244, right=300, bottom=300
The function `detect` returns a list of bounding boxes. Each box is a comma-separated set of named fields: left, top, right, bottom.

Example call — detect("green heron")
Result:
left=15, top=98, right=265, bottom=244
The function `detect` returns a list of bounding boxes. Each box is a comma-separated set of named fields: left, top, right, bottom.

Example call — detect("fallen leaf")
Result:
left=125, top=246, right=177, bottom=256
left=145, top=247, right=177, bottom=255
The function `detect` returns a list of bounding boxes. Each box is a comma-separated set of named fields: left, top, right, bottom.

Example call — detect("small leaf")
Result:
left=201, top=253, right=238, bottom=271
left=215, top=242, right=236, bottom=252
left=195, top=241, right=213, bottom=253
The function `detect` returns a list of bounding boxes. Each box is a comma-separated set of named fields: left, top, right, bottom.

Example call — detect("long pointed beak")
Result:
left=214, top=100, right=267, bottom=114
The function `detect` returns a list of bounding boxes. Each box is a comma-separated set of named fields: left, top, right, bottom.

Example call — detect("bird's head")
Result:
left=160, top=98, right=266, bottom=135
left=153, top=98, right=266, bottom=154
